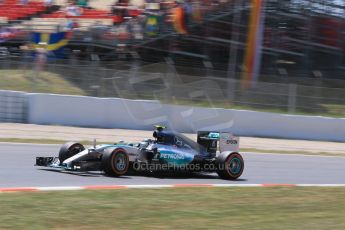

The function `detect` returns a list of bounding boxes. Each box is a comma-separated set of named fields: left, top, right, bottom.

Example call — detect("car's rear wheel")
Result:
left=102, top=148, right=129, bottom=177
left=58, top=142, right=85, bottom=164
left=217, top=152, right=244, bottom=180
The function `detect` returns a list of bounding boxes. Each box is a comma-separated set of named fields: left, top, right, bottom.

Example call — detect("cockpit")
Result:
left=153, top=129, right=200, bottom=152
left=153, top=130, right=174, bottom=145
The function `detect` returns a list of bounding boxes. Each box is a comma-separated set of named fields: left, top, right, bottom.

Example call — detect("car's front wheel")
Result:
left=102, top=148, right=129, bottom=177
left=58, top=142, right=85, bottom=164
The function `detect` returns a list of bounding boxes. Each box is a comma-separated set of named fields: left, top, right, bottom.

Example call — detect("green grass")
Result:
left=320, top=104, right=345, bottom=117
left=0, top=138, right=66, bottom=145
left=240, top=148, right=344, bottom=157
left=0, top=138, right=113, bottom=146
left=0, top=138, right=86, bottom=145
left=0, top=69, right=85, bottom=95
left=0, top=187, right=345, bottom=229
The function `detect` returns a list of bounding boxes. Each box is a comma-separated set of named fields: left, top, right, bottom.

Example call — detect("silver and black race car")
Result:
left=36, top=126, right=244, bottom=180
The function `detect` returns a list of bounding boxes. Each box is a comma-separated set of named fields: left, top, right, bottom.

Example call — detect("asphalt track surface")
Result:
left=1, top=143, right=345, bottom=188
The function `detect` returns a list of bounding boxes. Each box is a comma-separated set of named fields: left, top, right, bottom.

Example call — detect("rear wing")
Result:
left=219, top=132, right=239, bottom=152
left=197, top=131, right=240, bottom=154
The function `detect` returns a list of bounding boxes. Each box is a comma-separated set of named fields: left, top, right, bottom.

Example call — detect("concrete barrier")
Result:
left=27, top=93, right=345, bottom=142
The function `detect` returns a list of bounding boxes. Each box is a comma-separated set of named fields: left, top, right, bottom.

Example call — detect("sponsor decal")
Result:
left=226, top=140, right=238, bottom=145
left=160, top=152, right=184, bottom=160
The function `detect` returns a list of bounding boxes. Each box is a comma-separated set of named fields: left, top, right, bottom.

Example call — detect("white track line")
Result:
left=125, top=185, right=173, bottom=189
left=37, top=186, right=85, bottom=191
left=244, top=152, right=345, bottom=158
left=1, top=184, right=345, bottom=192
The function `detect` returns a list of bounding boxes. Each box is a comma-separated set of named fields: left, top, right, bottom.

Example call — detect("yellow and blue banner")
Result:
left=32, top=32, right=69, bottom=51
left=241, top=0, right=265, bottom=89
left=146, top=15, right=159, bottom=37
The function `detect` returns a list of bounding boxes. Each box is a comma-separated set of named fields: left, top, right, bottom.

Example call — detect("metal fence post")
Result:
left=288, top=84, right=297, bottom=114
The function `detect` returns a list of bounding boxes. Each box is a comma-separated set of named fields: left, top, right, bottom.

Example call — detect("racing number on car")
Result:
left=226, top=140, right=238, bottom=145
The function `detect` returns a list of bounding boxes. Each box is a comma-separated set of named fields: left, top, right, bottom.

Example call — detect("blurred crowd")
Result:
left=61, top=0, right=230, bottom=42
left=0, top=0, right=231, bottom=46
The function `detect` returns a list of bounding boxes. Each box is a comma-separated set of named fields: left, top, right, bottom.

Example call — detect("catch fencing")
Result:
left=0, top=90, right=27, bottom=123
left=0, top=60, right=344, bottom=117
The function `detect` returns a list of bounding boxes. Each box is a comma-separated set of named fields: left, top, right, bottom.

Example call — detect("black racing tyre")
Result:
left=58, top=142, right=85, bottom=164
left=102, top=148, right=129, bottom=177
left=217, top=152, right=244, bottom=180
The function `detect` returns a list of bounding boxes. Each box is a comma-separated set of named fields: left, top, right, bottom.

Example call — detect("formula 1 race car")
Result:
left=35, top=126, right=244, bottom=180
